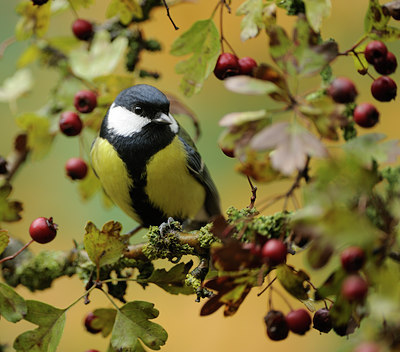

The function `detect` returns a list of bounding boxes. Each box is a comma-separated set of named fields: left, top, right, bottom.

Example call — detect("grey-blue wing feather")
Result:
left=178, top=129, right=221, bottom=218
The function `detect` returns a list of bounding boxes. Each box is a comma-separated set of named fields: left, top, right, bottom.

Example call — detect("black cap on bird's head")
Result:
left=114, top=84, right=170, bottom=116
left=103, top=84, right=179, bottom=138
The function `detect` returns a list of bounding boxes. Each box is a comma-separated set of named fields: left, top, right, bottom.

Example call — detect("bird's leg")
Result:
left=158, top=217, right=178, bottom=237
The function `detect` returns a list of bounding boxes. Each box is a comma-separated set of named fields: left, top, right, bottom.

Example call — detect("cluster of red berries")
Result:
left=213, top=53, right=258, bottom=80
left=328, top=40, right=397, bottom=128
left=340, top=246, right=368, bottom=302
left=59, top=90, right=97, bottom=181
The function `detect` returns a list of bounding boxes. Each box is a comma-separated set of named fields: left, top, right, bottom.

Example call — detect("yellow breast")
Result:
left=145, top=136, right=206, bottom=220
left=90, top=137, right=140, bottom=222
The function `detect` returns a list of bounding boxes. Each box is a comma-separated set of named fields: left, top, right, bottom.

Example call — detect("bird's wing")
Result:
left=178, top=128, right=221, bottom=219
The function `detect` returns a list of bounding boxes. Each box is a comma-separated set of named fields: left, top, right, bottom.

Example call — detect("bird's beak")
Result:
left=153, top=112, right=172, bottom=125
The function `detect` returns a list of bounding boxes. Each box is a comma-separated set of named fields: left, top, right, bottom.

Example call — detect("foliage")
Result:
left=1, top=0, right=400, bottom=351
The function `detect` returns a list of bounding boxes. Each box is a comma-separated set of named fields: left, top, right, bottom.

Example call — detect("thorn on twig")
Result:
left=162, top=0, right=179, bottom=30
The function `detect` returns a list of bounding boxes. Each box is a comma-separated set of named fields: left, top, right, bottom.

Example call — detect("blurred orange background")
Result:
left=1, top=0, right=400, bottom=351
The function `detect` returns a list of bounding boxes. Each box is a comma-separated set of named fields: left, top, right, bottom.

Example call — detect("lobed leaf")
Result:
left=70, top=30, right=128, bottom=81
left=224, top=76, right=284, bottom=96
left=171, top=19, right=221, bottom=96
left=91, top=308, right=117, bottom=337
left=276, top=264, right=310, bottom=300
left=0, top=183, right=23, bottom=222
left=84, top=221, right=127, bottom=268
left=110, top=301, right=168, bottom=351
left=251, top=122, right=328, bottom=176
left=236, top=0, right=271, bottom=41
left=139, top=261, right=194, bottom=295
left=14, top=300, right=66, bottom=352
left=364, top=0, right=390, bottom=33
left=0, top=283, right=27, bottom=323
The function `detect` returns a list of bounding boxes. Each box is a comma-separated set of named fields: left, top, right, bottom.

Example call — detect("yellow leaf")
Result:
left=0, top=230, right=10, bottom=256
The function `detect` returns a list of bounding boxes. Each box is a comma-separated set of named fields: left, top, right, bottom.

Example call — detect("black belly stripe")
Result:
left=101, top=120, right=183, bottom=226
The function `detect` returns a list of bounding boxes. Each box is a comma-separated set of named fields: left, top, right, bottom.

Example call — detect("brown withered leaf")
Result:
left=250, top=122, right=328, bottom=176
left=200, top=275, right=254, bottom=317
left=211, top=239, right=261, bottom=271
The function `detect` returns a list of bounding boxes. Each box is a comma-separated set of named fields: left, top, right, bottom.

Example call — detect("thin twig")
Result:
left=0, top=37, right=16, bottom=59
left=0, top=239, right=34, bottom=264
left=271, top=286, right=294, bottom=311
left=162, top=0, right=179, bottom=30
left=247, top=175, right=257, bottom=209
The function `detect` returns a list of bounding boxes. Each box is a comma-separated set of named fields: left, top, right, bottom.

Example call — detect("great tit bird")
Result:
left=90, top=84, right=221, bottom=229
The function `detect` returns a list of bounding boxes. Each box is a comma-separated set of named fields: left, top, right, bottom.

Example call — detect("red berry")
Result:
left=84, top=312, right=101, bottom=334
left=85, top=350, right=100, bottom=352
left=341, top=246, right=366, bottom=272
left=238, top=57, right=257, bottom=76
left=353, top=103, right=379, bottom=128
left=29, top=217, right=58, bottom=244
left=327, top=77, right=358, bottom=104
left=371, top=76, right=397, bottom=102
left=312, top=308, right=332, bottom=333
left=72, top=19, right=94, bottom=41
left=59, top=111, right=83, bottom=136
left=65, top=158, right=88, bottom=180
left=74, top=90, right=97, bottom=113
left=374, top=51, right=397, bottom=75
left=365, top=41, right=388, bottom=65
left=242, top=242, right=262, bottom=257
left=286, top=309, right=312, bottom=335
left=264, top=310, right=289, bottom=341
left=214, top=53, right=240, bottom=80
left=341, top=275, right=368, bottom=301
left=354, top=342, right=381, bottom=352
left=221, top=146, right=235, bottom=158
left=261, top=239, right=287, bottom=266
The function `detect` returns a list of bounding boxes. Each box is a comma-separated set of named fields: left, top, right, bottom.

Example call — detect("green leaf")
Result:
left=107, top=0, right=143, bottom=25
left=14, top=300, right=66, bottom=352
left=84, top=221, right=127, bottom=268
left=91, top=308, right=117, bottom=337
left=110, top=301, right=168, bottom=351
left=15, top=113, right=54, bottom=160
left=0, top=69, right=33, bottom=105
left=224, top=76, right=284, bottom=96
left=0, top=283, right=27, bottom=323
left=303, top=0, right=331, bottom=32
left=276, top=264, right=310, bottom=300
left=368, top=25, right=400, bottom=41
left=70, top=30, right=128, bottom=81
left=140, top=261, right=194, bottom=295
left=236, top=0, right=270, bottom=41
left=0, top=183, right=23, bottom=222
left=315, top=269, right=347, bottom=300
left=266, top=24, right=292, bottom=69
left=365, top=0, right=390, bottom=33
left=171, top=19, right=221, bottom=96
left=343, top=133, right=400, bottom=167
left=15, top=1, right=51, bottom=40
left=0, top=230, right=9, bottom=256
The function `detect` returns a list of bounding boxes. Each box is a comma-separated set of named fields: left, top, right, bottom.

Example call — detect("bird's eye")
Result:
left=134, top=106, right=143, bottom=115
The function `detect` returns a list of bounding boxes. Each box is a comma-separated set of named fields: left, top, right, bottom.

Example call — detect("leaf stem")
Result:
left=64, top=284, right=97, bottom=311
left=100, top=287, right=121, bottom=311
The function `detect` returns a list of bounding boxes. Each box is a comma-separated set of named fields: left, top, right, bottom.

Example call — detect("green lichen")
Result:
left=16, top=250, right=69, bottom=291
left=197, top=223, right=220, bottom=248
left=142, top=224, right=195, bottom=262
left=227, top=206, right=292, bottom=242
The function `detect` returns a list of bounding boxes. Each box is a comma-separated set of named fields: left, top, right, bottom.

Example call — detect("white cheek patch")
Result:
left=107, top=103, right=151, bottom=137
left=169, top=113, right=179, bottom=134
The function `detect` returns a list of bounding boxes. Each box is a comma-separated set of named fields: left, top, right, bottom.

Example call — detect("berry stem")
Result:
left=271, top=286, right=294, bottom=311
left=0, top=36, right=16, bottom=59
left=257, top=275, right=277, bottom=296
left=99, top=287, right=121, bottom=311
left=66, top=0, right=79, bottom=19
left=0, top=239, right=34, bottom=264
